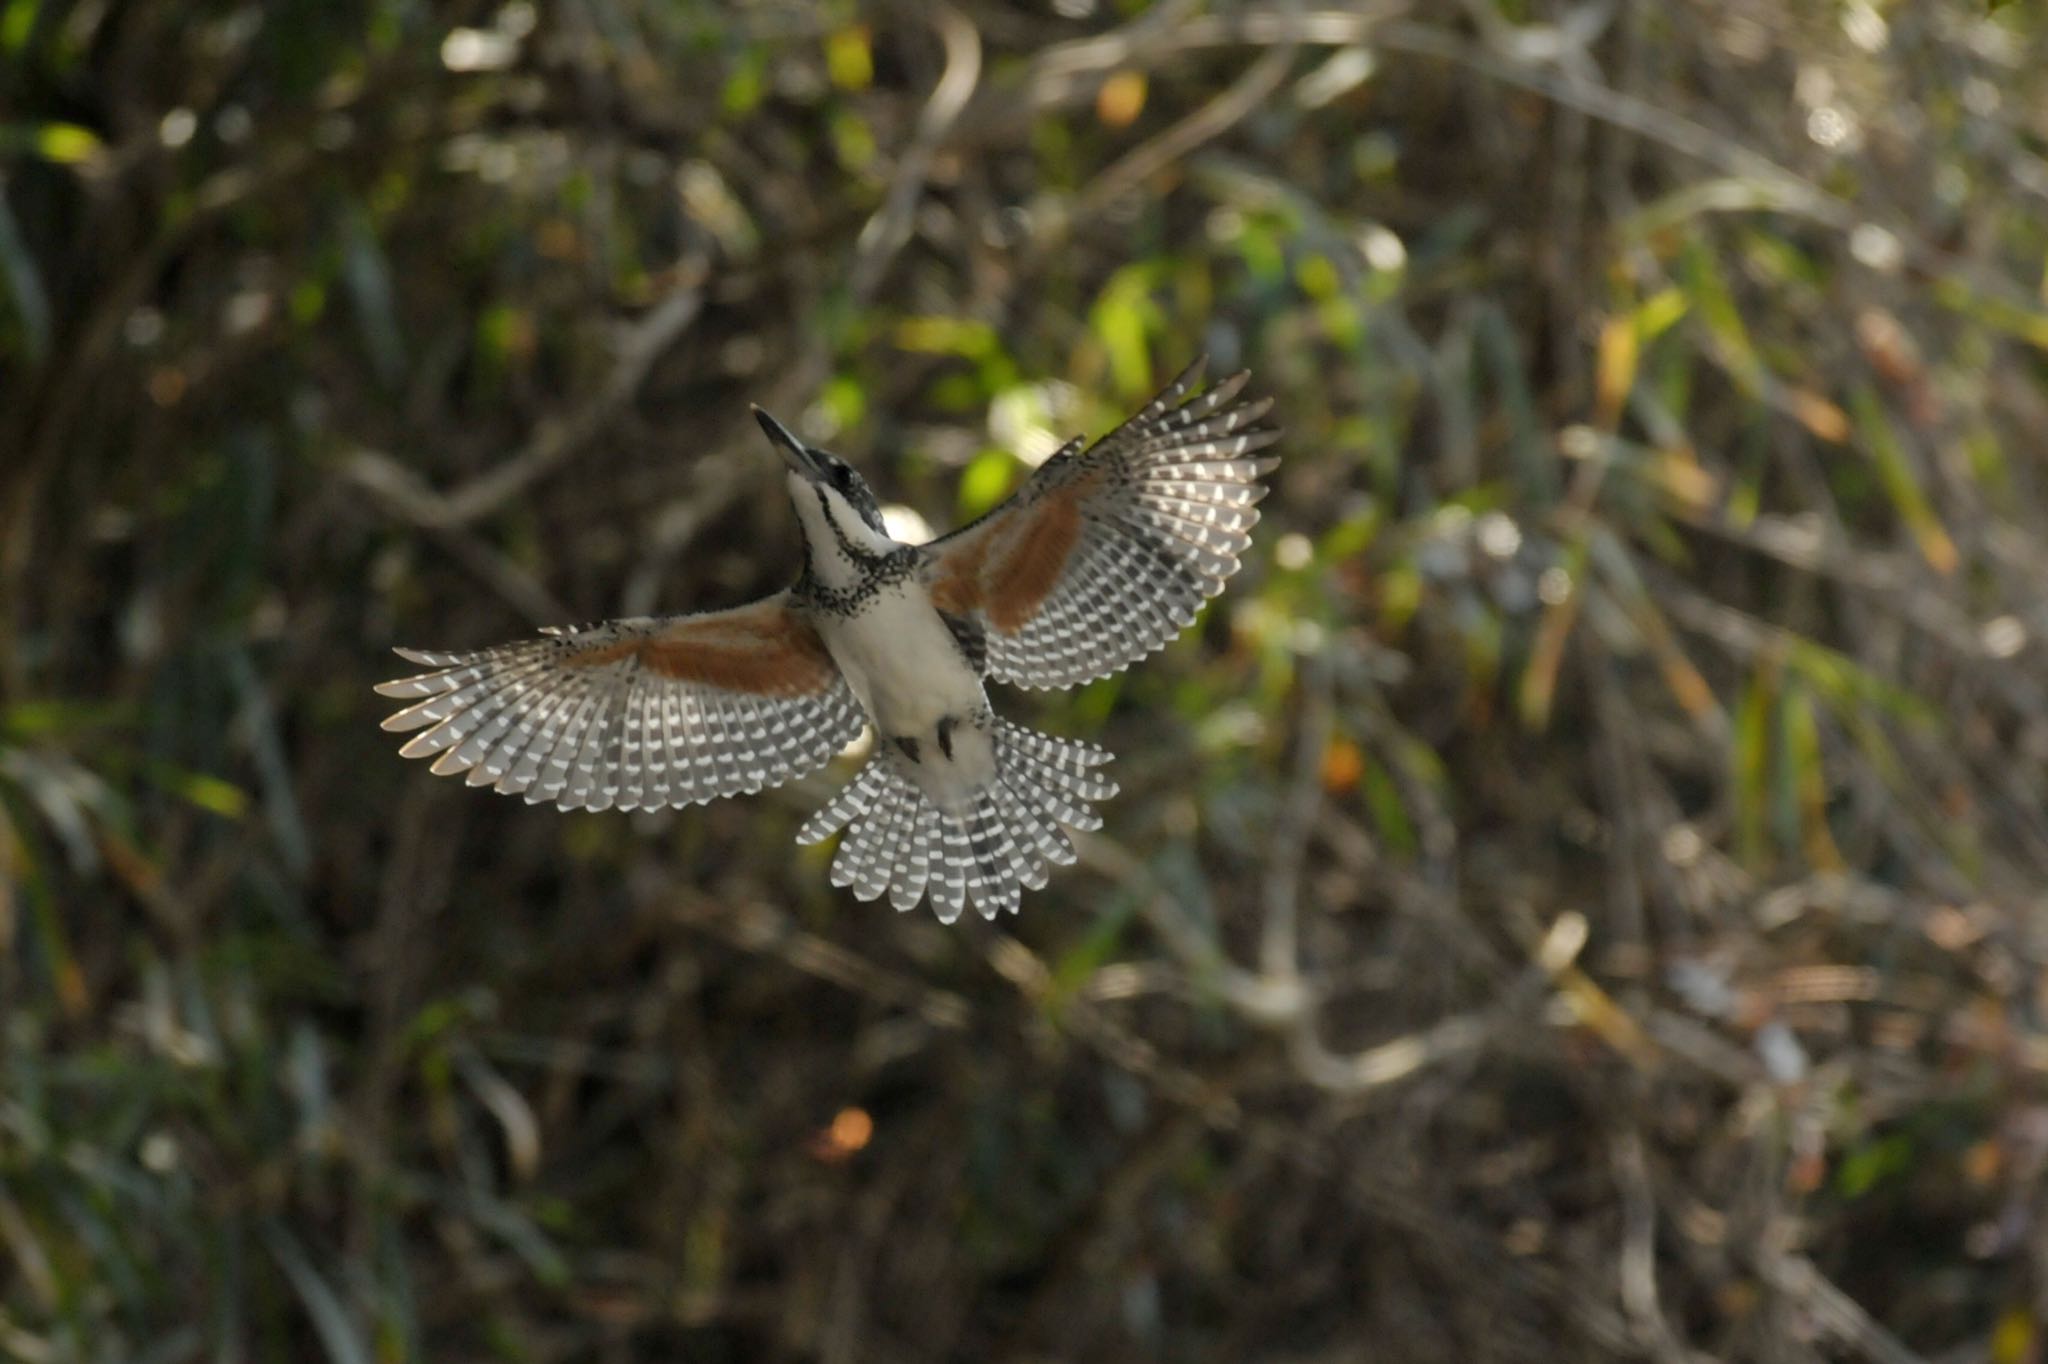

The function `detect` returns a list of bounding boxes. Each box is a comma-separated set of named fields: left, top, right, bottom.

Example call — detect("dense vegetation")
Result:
left=7, top=0, right=2048, bottom=1358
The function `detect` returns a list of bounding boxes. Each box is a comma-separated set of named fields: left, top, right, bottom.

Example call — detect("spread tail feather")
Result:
left=795, top=721, right=1115, bottom=922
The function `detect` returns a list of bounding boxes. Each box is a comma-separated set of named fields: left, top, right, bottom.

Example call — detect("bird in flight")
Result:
left=375, top=358, right=1280, bottom=921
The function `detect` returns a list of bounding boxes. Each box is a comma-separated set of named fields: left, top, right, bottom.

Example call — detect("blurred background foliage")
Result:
left=7, top=0, right=2048, bottom=1358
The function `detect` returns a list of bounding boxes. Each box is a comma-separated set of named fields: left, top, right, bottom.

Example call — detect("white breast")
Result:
left=816, top=581, right=984, bottom=738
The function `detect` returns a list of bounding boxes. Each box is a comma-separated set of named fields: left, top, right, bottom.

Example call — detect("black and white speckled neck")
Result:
left=792, top=542, right=920, bottom=618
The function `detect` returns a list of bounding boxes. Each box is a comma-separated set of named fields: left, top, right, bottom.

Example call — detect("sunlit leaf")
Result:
left=829, top=109, right=876, bottom=173
left=825, top=24, right=872, bottom=91
left=1680, top=241, right=1760, bottom=389
left=1089, top=265, right=1164, bottom=397
left=1783, top=681, right=1843, bottom=871
left=957, top=448, right=1019, bottom=518
left=31, top=121, right=101, bottom=163
left=1935, top=277, right=2048, bottom=351
left=1634, top=287, right=1689, bottom=345
left=820, top=374, right=866, bottom=432
left=895, top=316, right=997, bottom=358
left=1992, top=1307, right=2034, bottom=1364
left=1733, top=665, right=1774, bottom=868
left=1786, top=389, right=1849, bottom=443
left=1, top=0, right=35, bottom=54
left=1848, top=384, right=1958, bottom=574
left=1835, top=1133, right=1912, bottom=1198
left=722, top=48, right=767, bottom=116
left=1594, top=311, right=1638, bottom=430
left=1359, top=762, right=1416, bottom=856
left=168, top=769, right=248, bottom=819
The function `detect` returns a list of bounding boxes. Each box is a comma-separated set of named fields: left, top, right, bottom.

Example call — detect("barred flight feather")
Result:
left=921, top=356, right=1280, bottom=690
left=376, top=357, right=1278, bottom=923
left=375, top=602, right=864, bottom=812
left=795, top=720, right=1115, bottom=923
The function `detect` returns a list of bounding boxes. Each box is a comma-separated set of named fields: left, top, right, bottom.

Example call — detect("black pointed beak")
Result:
left=752, top=406, right=824, bottom=482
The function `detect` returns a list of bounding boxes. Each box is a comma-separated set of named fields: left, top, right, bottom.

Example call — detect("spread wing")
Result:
left=921, top=357, right=1280, bottom=690
left=374, top=593, right=864, bottom=812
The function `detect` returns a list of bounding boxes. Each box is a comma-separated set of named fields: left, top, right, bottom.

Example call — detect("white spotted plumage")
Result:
left=375, top=602, right=866, bottom=813
left=935, top=364, right=1277, bottom=690
left=375, top=358, right=1279, bottom=920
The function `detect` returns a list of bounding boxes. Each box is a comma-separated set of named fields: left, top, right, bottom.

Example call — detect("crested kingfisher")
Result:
left=375, top=358, right=1281, bottom=922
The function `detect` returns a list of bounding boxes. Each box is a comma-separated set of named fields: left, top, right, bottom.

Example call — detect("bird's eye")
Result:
left=831, top=464, right=854, bottom=491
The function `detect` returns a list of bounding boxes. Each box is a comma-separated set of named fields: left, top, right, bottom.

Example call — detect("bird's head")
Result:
left=752, top=407, right=896, bottom=576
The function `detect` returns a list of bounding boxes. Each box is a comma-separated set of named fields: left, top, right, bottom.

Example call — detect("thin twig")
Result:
left=1259, top=654, right=1331, bottom=981
left=1614, top=1125, right=1702, bottom=1364
left=1058, top=42, right=1299, bottom=244
left=953, top=3, right=1409, bottom=142
left=1758, top=1250, right=1930, bottom=1364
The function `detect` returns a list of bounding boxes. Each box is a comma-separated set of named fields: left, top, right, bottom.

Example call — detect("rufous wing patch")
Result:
left=929, top=473, right=1106, bottom=634
left=983, top=492, right=1085, bottom=633
left=644, top=601, right=837, bottom=695
left=929, top=532, right=993, bottom=617
left=560, top=601, right=837, bottom=697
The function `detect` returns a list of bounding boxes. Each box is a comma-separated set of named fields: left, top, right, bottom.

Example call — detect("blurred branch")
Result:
left=1062, top=42, right=1297, bottom=242
left=1757, top=1251, right=1929, bottom=1364
left=671, top=892, right=972, bottom=1033
left=1370, top=17, right=2046, bottom=315
left=848, top=5, right=980, bottom=302
left=954, top=3, right=1408, bottom=143
left=1373, top=19, right=1840, bottom=223
left=344, top=455, right=570, bottom=623
left=1614, top=1126, right=1701, bottom=1364
left=343, top=279, right=705, bottom=531
left=1081, top=824, right=1503, bottom=1097
left=1258, top=653, right=1329, bottom=981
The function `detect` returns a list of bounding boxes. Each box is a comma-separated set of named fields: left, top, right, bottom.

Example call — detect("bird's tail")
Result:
left=794, top=720, right=1116, bottom=922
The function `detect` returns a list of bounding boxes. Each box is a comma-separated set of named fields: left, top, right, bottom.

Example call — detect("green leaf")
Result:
left=956, top=448, right=1019, bottom=519
left=1836, top=1133, right=1913, bottom=1198
left=1360, top=762, right=1416, bottom=857
left=33, top=121, right=101, bottom=163
left=1732, top=668, right=1773, bottom=868
left=1048, top=897, right=1136, bottom=1002
left=1089, top=264, right=1165, bottom=398
left=895, top=316, right=997, bottom=359
left=1, top=1, right=36, bottom=54
left=824, top=24, right=872, bottom=91
left=1680, top=240, right=1760, bottom=390
left=1848, top=383, right=1957, bottom=573
left=169, top=770, right=248, bottom=820
left=722, top=49, right=767, bottom=116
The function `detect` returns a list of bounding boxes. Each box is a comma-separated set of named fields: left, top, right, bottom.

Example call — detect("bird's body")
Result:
left=376, top=358, right=1280, bottom=920
left=804, top=558, right=996, bottom=813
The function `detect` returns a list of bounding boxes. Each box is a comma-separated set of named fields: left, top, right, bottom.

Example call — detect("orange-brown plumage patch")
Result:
left=560, top=602, right=837, bottom=697
left=929, top=533, right=992, bottom=617
left=984, top=493, right=1084, bottom=633
left=644, top=602, right=837, bottom=695
left=931, top=471, right=1101, bottom=634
